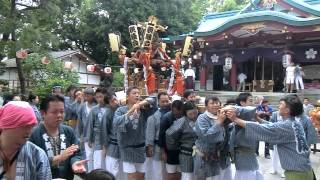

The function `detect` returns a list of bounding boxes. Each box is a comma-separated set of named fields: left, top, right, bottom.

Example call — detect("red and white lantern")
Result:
left=16, top=49, right=28, bottom=59
left=41, top=56, right=51, bottom=65
left=134, top=68, right=139, bottom=74
left=64, top=61, right=73, bottom=69
left=87, top=65, right=96, bottom=72
left=120, top=68, right=126, bottom=74
left=104, top=67, right=112, bottom=74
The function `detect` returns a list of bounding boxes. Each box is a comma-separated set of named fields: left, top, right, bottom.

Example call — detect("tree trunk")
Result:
left=10, top=0, right=26, bottom=94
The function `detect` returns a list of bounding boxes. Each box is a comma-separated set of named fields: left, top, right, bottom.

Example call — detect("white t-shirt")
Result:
left=184, top=68, right=195, bottom=79
left=286, top=66, right=296, bottom=77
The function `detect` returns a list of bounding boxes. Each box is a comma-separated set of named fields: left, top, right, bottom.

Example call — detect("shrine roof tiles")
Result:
left=194, top=0, right=320, bottom=37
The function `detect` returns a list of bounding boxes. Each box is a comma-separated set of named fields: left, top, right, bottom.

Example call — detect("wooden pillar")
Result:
left=200, top=65, right=206, bottom=90
left=230, top=63, right=237, bottom=90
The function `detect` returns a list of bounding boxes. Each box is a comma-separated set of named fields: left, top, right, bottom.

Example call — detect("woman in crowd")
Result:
left=194, top=96, right=232, bottom=180
left=28, top=93, right=42, bottom=123
left=166, top=101, right=198, bottom=180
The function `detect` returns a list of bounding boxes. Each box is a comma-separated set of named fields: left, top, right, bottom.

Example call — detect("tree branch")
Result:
left=16, top=2, right=40, bottom=11
left=15, top=2, right=37, bottom=8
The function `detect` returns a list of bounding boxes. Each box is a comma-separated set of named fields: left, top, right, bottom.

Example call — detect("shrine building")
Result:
left=166, top=0, right=320, bottom=92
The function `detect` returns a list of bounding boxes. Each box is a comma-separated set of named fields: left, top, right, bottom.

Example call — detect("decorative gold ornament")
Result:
left=241, top=23, right=265, bottom=31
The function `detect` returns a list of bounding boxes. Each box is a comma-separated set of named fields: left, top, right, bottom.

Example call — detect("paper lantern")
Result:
left=161, top=43, right=166, bottom=51
left=41, top=56, right=51, bottom=65
left=120, top=68, right=126, bottom=74
left=109, top=33, right=120, bottom=52
left=134, top=68, right=139, bottom=74
left=16, top=49, right=28, bottom=59
left=64, top=62, right=73, bottom=69
left=225, top=57, right=233, bottom=70
left=282, top=54, right=291, bottom=67
left=182, top=36, right=192, bottom=56
left=193, top=55, right=198, bottom=59
left=87, top=65, right=96, bottom=72
left=104, top=67, right=112, bottom=74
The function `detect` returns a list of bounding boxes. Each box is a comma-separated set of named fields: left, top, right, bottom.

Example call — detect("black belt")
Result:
left=180, top=146, right=193, bottom=156
left=109, top=138, right=118, bottom=145
left=124, top=143, right=145, bottom=148
left=154, top=140, right=159, bottom=145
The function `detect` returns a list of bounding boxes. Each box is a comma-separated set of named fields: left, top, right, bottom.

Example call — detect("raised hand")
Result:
left=72, top=160, right=88, bottom=174
left=59, top=144, right=79, bottom=162
left=217, top=109, right=226, bottom=124
left=146, top=145, right=154, bottom=157
left=224, top=108, right=237, bottom=121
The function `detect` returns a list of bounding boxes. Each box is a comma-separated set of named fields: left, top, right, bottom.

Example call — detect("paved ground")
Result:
left=237, top=143, right=320, bottom=180
left=75, top=143, right=320, bottom=180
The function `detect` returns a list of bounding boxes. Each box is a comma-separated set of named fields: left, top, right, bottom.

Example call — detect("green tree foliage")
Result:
left=112, top=71, right=124, bottom=88
left=0, top=0, right=80, bottom=93
left=22, top=53, right=79, bottom=98
left=57, top=0, right=206, bottom=65
left=1, top=0, right=208, bottom=91
left=207, top=0, right=249, bottom=12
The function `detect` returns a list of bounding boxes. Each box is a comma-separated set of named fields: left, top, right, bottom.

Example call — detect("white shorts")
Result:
left=286, top=76, right=294, bottom=84
left=105, top=156, right=121, bottom=177
left=151, top=159, right=165, bottom=180
left=234, top=170, right=264, bottom=180
left=84, top=142, right=93, bottom=172
left=123, top=161, right=146, bottom=173
left=181, top=172, right=195, bottom=180
left=166, top=164, right=181, bottom=173
left=93, top=150, right=104, bottom=169
left=206, top=175, right=220, bottom=180
left=219, top=165, right=232, bottom=180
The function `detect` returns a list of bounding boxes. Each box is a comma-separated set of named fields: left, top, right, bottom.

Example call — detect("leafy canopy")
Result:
left=22, top=53, right=79, bottom=98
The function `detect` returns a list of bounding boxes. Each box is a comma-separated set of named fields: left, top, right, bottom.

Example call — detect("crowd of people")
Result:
left=0, top=85, right=319, bottom=180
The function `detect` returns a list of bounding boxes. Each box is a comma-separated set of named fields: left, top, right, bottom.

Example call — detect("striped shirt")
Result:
left=230, top=106, right=259, bottom=171
left=146, top=109, right=169, bottom=160
left=101, top=106, right=120, bottom=158
left=88, top=105, right=107, bottom=150
left=1, top=141, right=52, bottom=180
left=194, top=112, right=225, bottom=153
left=30, top=104, right=42, bottom=124
left=166, top=116, right=197, bottom=172
left=271, top=112, right=319, bottom=145
left=114, top=98, right=156, bottom=163
left=245, top=118, right=312, bottom=171
left=77, top=102, right=96, bottom=142
left=194, top=112, right=226, bottom=177
left=296, top=115, right=318, bottom=145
